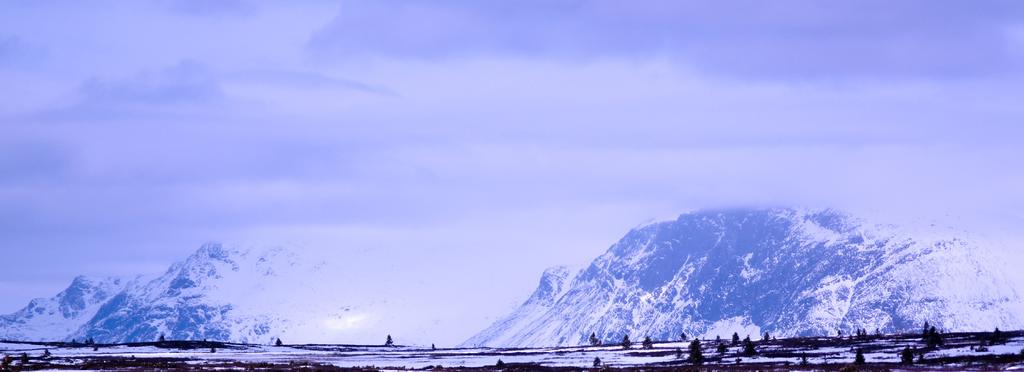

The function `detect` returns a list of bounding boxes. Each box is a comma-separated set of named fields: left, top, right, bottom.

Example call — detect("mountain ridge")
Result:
left=0, top=242, right=382, bottom=344
left=3, top=207, right=1020, bottom=347
left=462, top=207, right=1023, bottom=347
left=0, top=276, right=132, bottom=342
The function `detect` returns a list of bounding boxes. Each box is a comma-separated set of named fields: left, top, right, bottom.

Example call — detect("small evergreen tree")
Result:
left=495, top=359, right=504, bottom=367
left=93, top=345, right=98, bottom=352
left=589, top=332, right=600, bottom=346
left=210, top=347, right=216, bottom=353
left=680, top=332, right=687, bottom=341
left=688, top=339, right=703, bottom=364
left=20, top=352, right=28, bottom=365
left=593, top=356, right=601, bottom=367
left=431, top=343, right=436, bottom=351
left=158, top=334, right=166, bottom=343
left=42, top=349, right=51, bottom=358
left=917, top=353, right=925, bottom=364
left=642, top=336, right=654, bottom=349
left=385, top=334, right=394, bottom=347
left=900, top=346, right=914, bottom=364
left=763, top=332, right=770, bottom=341
left=731, top=332, right=740, bottom=346
left=2, top=355, right=12, bottom=369
left=854, top=348, right=865, bottom=365
left=621, top=335, right=632, bottom=350
left=275, top=338, right=283, bottom=346
left=800, top=353, right=808, bottom=366
left=992, top=328, right=1004, bottom=345
left=716, top=343, right=727, bottom=354
left=715, top=335, right=721, bottom=344
left=926, top=326, right=943, bottom=348
left=922, top=321, right=931, bottom=338
left=743, top=337, right=756, bottom=356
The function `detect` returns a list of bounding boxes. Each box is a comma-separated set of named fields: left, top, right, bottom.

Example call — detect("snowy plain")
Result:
left=3, top=331, right=1024, bottom=370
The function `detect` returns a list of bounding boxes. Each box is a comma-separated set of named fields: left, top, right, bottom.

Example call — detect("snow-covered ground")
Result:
left=3, top=332, right=1024, bottom=369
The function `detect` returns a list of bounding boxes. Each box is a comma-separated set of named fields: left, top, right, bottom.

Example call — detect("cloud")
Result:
left=0, top=140, right=73, bottom=184
left=230, top=69, right=397, bottom=96
left=309, top=0, right=1024, bottom=79
left=36, top=60, right=227, bottom=121
left=0, top=35, right=45, bottom=68
left=78, top=60, right=224, bottom=107
left=26, top=60, right=394, bottom=123
left=160, top=0, right=257, bottom=17
left=0, top=35, right=25, bottom=60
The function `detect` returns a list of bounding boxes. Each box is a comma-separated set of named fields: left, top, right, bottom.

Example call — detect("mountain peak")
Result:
left=192, top=241, right=233, bottom=261
left=58, top=276, right=125, bottom=317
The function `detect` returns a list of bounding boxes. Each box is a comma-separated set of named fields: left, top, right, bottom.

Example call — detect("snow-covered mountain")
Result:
left=0, top=276, right=132, bottom=342
left=463, top=207, right=1024, bottom=347
left=1, top=243, right=404, bottom=344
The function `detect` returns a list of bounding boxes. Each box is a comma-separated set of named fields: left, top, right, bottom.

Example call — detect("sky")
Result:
left=2, top=0, right=1024, bottom=344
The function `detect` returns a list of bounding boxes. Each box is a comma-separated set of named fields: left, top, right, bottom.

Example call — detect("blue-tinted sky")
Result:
left=2, top=0, right=1024, bottom=342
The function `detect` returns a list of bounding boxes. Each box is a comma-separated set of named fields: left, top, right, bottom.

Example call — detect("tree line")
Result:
left=582, top=323, right=1015, bottom=366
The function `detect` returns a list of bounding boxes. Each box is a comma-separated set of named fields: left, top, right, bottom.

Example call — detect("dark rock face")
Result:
left=464, top=208, right=1023, bottom=347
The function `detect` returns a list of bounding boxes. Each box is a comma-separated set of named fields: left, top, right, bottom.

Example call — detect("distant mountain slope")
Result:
left=463, top=208, right=1024, bottom=347
left=0, top=276, right=131, bottom=342
left=72, top=243, right=279, bottom=343
left=1, top=243, right=402, bottom=344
